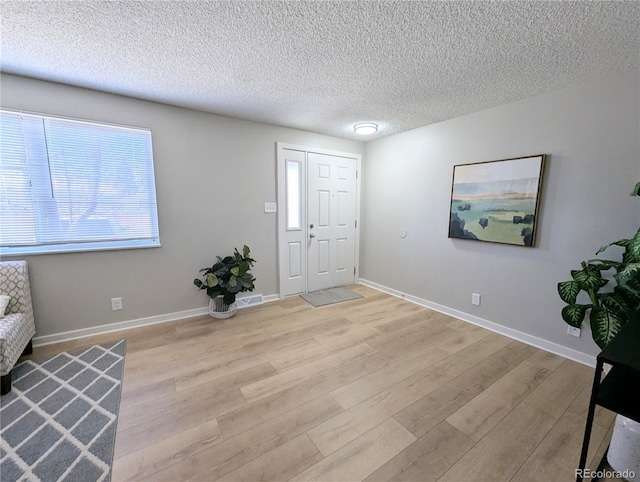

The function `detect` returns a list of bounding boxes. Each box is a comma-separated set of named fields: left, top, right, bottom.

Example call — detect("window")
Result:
left=0, top=110, right=160, bottom=255
left=286, top=160, right=302, bottom=230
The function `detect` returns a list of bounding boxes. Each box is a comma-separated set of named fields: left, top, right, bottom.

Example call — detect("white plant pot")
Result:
left=608, top=415, right=640, bottom=482
left=208, top=297, right=238, bottom=319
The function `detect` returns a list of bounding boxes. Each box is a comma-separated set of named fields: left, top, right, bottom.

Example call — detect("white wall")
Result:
left=0, top=74, right=364, bottom=338
left=360, top=69, right=640, bottom=360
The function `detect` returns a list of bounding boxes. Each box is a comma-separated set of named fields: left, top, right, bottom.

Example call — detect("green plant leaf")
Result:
left=557, top=281, right=581, bottom=304
left=628, top=227, right=640, bottom=262
left=623, top=248, right=636, bottom=265
left=230, top=266, right=240, bottom=276
left=227, top=274, right=239, bottom=288
left=207, top=286, right=222, bottom=299
left=615, top=262, right=640, bottom=286
left=596, top=239, right=630, bottom=255
left=243, top=245, right=250, bottom=257
left=590, top=306, right=626, bottom=349
left=631, top=181, right=640, bottom=196
left=241, top=278, right=254, bottom=289
left=618, top=280, right=640, bottom=301
left=561, top=304, right=589, bottom=328
left=223, top=292, right=236, bottom=305
left=194, top=278, right=203, bottom=288
left=599, top=292, right=631, bottom=314
left=586, top=259, right=622, bottom=272
left=205, top=273, right=218, bottom=287
left=571, top=267, right=609, bottom=290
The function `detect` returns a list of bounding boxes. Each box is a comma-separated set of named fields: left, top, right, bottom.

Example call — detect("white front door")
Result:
left=307, top=153, right=357, bottom=292
left=277, top=144, right=360, bottom=297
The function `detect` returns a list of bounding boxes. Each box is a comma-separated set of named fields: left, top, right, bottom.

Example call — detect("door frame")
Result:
left=276, top=142, right=361, bottom=299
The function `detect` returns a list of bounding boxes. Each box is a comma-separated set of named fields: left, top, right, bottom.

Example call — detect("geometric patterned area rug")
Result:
left=300, top=286, right=363, bottom=307
left=0, top=340, right=126, bottom=482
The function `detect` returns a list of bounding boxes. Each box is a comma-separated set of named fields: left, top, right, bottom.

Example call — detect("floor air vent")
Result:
left=236, top=294, right=264, bottom=309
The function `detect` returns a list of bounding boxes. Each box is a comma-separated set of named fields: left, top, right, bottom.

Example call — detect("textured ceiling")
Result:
left=1, top=1, right=638, bottom=141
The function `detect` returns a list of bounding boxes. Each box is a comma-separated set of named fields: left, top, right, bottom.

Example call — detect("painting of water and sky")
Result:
left=448, top=155, right=546, bottom=247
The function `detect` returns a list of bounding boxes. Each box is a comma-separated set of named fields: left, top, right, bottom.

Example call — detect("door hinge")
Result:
left=355, top=220, right=357, bottom=228
left=356, top=171, right=358, bottom=179
left=354, top=267, right=356, bottom=275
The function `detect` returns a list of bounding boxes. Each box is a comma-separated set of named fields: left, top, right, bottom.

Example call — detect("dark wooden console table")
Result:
left=576, top=320, right=640, bottom=482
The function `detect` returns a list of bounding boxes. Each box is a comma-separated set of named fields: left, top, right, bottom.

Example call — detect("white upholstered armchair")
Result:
left=0, top=260, right=36, bottom=395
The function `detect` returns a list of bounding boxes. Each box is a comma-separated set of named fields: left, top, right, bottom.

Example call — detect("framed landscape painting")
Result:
left=448, top=154, right=546, bottom=247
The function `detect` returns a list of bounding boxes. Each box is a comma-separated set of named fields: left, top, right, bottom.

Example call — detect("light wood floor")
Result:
left=33, top=285, right=620, bottom=481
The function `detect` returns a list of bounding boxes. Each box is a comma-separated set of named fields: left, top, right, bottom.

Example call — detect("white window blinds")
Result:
left=0, top=110, right=160, bottom=255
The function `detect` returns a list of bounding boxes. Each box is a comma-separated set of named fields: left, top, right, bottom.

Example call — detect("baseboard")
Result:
left=33, top=293, right=279, bottom=347
left=359, top=278, right=596, bottom=368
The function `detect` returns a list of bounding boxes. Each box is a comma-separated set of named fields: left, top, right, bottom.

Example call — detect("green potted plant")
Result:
left=194, top=245, right=256, bottom=319
left=558, top=181, right=640, bottom=478
left=558, top=182, right=640, bottom=348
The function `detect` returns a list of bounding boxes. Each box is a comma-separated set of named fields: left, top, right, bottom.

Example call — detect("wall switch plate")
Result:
left=567, top=326, right=581, bottom=337
left=264, top=202, right=277, bottom=213
left=111, top=297, right=123, bottom=311
left=472, top=293, right=481, bottom=306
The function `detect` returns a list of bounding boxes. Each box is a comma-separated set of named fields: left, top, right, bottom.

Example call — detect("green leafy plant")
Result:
left=558, top=182, right=640, bottom=348
left=194, top=245, right=256, bottom=306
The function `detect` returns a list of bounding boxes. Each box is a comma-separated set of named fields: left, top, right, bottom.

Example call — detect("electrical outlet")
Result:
left=567, top=326, right=581, bottom=337
left=472, top=293, right=481, bottom=306
left=111, top=297, right=123, bottom=311
left=264, top=202, right=277, bottom=213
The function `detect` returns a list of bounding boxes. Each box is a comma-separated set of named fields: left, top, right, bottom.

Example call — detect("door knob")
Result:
left=309, top=233, right=316, bottom=238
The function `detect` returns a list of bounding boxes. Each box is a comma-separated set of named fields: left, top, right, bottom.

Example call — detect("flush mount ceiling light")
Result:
left=353, top=123, right=378, bottom=135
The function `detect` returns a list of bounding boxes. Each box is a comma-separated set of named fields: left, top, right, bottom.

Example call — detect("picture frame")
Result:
left=448, top=154, right=546, bottom=247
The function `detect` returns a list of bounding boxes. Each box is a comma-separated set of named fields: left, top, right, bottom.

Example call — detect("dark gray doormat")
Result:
left=0, top=339, right=126, bottom=482
left=300, top=287, right=363, bottom=307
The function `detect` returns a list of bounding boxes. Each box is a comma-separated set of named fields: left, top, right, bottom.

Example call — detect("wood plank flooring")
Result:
left=31, top=285, right=619, bottom=481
